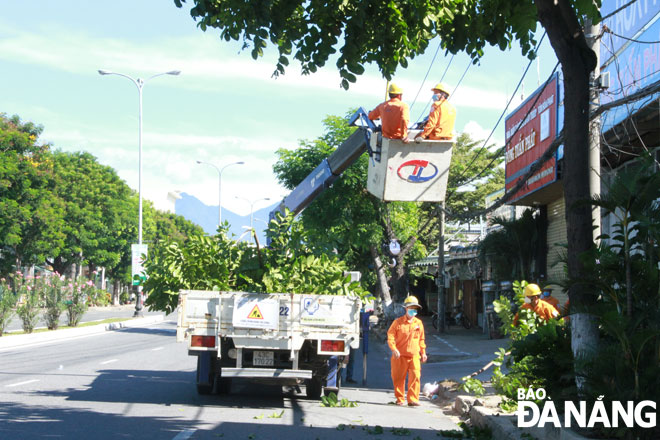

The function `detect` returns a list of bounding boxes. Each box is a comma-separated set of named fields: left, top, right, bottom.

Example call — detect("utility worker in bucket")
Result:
left=513, top=283, right=560, bottom=326
left=387, top=296, right=427, bottom=406
left=541, top=286, right=561, bottom=313
left=415, top=82, right=456, bottom=142
left=368, top=83, right=410, bottom=143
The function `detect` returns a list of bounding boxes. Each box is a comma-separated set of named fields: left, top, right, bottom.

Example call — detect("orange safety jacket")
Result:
left=514, top=300, right=560, bottom=326
left=387, top=315, right=426, bottom=358
left=420, top=99, right=456, bottom=140
left=368, top=97, right=410, bottom=140
left=542, top=296, right=560, bottom=312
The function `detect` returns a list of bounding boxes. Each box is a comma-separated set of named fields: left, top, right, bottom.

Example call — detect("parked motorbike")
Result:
left=431, top=304, right=471, bottom=330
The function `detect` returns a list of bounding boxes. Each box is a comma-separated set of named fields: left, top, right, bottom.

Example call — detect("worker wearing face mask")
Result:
left=513, top=283, right=560, bottom=326
left=415, top=82, right=456, bottom=142
left=387, top=296, right=427, bottom=406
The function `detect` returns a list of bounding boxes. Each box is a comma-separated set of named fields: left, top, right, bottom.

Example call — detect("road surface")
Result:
left=0, top=319, right=462, bottom=440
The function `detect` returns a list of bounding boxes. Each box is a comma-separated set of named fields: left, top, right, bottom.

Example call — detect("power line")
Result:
left=601, top=0, right=639, bottom=21
left=449, top=72, right=660, bottom=222
left=415, top=58, right=471, bottom=125
left=446, top=32, right=547, bottom=191
left=469, top=61, right=560, bottom=184
left=409, top=41, right=443, bottom=114
left=603, top=25, right=660, bottom=44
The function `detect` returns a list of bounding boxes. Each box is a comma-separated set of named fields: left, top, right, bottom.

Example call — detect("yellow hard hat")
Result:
left=388, top=83, right=403, bottom=95
left=432, top=82, right=451, bottom=95
left=524, top=284, right=542, bottom=297
left=403, top=296, right=421, bottom=309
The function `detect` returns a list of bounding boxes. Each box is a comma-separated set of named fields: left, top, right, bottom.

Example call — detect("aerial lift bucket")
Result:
left=366, top=130, right=453, bottom=202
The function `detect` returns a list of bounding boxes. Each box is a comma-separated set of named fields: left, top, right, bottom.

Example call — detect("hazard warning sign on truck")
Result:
left=232, top=295, right=279, bottom=330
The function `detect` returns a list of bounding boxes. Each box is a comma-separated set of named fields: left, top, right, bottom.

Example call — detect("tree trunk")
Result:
left=113, top=279, right=120, bottom=305
left=535, top=0, right=599, bottom=390
left=370, top=245, right=392, bottom=306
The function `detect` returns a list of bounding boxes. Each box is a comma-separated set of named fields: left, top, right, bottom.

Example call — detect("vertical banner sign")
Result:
left=505, top=73, right=559, bottom=202
left=131, top=244, right=148, bottom=286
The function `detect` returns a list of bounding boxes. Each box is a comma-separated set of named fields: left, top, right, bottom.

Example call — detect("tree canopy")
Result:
left=0, top=113, right=204, bottom=290
left=273, top=111, right=503, bottom=301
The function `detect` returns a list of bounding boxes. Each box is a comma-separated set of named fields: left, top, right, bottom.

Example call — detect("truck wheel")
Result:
left=217, top=376, right=232, bottom=394
left=196, top=352, right=216, bottom=395
left=306, top=377, right=323, bottom=400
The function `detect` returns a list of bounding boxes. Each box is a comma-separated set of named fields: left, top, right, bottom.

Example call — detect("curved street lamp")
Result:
left=235, top=196, right=271, bottom=242
left=98, top=68, right=180, bottom=316
left=196, top=160, right=244, bottom=231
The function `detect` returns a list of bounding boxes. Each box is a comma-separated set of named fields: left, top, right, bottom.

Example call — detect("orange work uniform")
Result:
left=368, top=97, right=410, bottom=140
left=387, top=315, right=426, bottom=404
left=419, top=99, right=456, bottom=140
left=513, top=300, right=559, bottom=326
left=541, top=296, right=560, bottom=312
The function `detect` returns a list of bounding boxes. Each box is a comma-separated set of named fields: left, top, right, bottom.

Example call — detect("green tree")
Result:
left=446, top=133, right=504, bottom=215
left=478, top=209, right=542, bottom=281
left=46, top=151, right=133, bottom=276
left=0, top=113, right=65, bottom=276
left=273, top=113, right=502, bottom=304
left=175, top=0, right=601, bottom=383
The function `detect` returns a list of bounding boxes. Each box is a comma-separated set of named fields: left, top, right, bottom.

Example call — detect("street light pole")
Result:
left=236, top=197, right=271, bottom=243
left=196, top=160, right=244, bottom=231
left=98, top=69, right=180, bottom=316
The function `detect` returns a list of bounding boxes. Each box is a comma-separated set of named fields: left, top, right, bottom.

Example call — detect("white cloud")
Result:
left=0, top=22, right=511, bottom=111
left=462, top=120, right=504, bottom=148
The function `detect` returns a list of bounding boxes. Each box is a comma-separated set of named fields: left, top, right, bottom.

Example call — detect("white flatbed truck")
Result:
left=177, top=290, right=361, bottom=398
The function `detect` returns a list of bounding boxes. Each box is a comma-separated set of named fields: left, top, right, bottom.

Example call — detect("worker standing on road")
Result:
left=387, top=296, right=427, bottom=406
left=415, top=83, right=456, bottom=142
left=513, top=283, right=560, bottom=326
left=369, top=83, right=410, bottom=143
left=540, top=286, right=561, bottom=313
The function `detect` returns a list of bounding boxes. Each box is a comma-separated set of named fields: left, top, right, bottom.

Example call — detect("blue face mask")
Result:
left=542, top=291, right=550, bottom=298
left=432, top=94, right=441, bottom=102
left=407, top=309, right=418, bottom=317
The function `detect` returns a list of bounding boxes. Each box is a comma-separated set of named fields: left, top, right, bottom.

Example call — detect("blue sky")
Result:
left=1, top=0, right=558, bottom=216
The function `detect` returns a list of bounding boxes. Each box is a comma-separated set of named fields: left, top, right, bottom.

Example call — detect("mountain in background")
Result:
left=175, top=192, right=277, bottom=244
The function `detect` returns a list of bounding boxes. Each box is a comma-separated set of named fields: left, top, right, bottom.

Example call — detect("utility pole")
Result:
left=436, top=202, right=445, bottom=333
left=571, top=17, right=601, bottom=394
left=588, top=21, right=602, bottom=242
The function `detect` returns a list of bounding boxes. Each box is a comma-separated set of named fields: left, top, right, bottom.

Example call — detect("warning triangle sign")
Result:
left=247, top=304, right=264, bottom=320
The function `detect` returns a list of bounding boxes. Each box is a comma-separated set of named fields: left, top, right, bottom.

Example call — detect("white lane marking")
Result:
left=100, top=359, right=118, bottom=365
left=433, top=335, right=471, bottom=355
left=6, top=379, right=39, bottom=387
left=152, top=346, right=165, bottom=351
left=172, top=429, right=196, bottom=440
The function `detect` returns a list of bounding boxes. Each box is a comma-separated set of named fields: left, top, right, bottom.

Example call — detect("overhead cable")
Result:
left=410, top=41, right=444, bottom=114
left=447, top=32, right=547, bottom=190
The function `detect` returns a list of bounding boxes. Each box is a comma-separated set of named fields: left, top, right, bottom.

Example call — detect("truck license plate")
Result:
left=253, top=351, right=274, bottom=366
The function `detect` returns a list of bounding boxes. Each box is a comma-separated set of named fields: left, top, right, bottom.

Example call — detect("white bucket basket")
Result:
left=366, top=131, right=453, bottom=202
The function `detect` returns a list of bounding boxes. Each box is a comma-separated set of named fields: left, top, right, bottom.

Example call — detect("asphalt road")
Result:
left=0, top=319, right=461, bottom=440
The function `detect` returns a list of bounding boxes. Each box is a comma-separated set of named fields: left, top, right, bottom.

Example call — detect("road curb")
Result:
left=454, top=395, right=591, bottom=440
left=0, top=314, right=165, bottom=350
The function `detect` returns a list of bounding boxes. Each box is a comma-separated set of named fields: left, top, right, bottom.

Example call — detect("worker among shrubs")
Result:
left=415, top=82, right=456, bottom=142
left=387, top=295, right=427, bottom=406
left=369, top=83, right=410, bottom=143
left=513, top=283, right=560, bottom=326
left=541, top=285, right=561, bottom=313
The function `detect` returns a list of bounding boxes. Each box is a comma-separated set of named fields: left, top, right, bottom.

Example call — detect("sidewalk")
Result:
left=0, top=305, right=167, bottom=351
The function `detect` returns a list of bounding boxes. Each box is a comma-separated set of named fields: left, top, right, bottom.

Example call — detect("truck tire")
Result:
left=196, top=352, right=216, bottom=395
left=217, top=376, right=231, bottom=394
left=306, top=377, right=323, bottom=400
